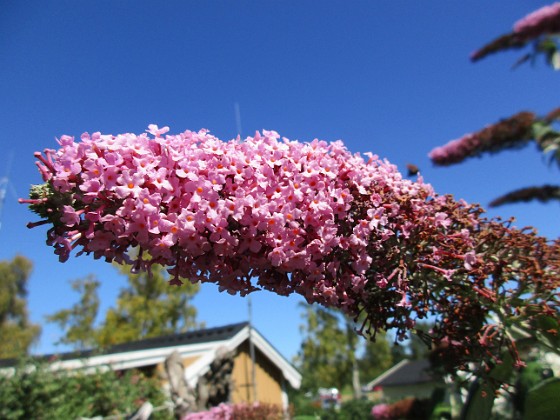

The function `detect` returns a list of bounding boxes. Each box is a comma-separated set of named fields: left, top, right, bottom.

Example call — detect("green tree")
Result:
left=296, top=303, right=397, bottom=396
left=408, top=322, right=432, bottom=360
left=45, top=275, right=100, bottom=350
left=358, top=331, right=393, bottom=384
left=344, top=315, right=363, bottom=399
left=96, top=265, right=202, bottom=348
left=49, top=264, right=202, bottom=350
left=388, top=322, right=432, bottom=366
left=295, top=304, right=353, bottom=393
left=390, top=341, right=409, bottom=366
left=0, top=255, right=41, bottom=359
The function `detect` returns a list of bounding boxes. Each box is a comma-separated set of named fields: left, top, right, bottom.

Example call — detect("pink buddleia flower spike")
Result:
left=471, top=3, right=560, bottom=62
left=22, top=126, right=560, bottom=380
left=513, top=3, right=560, bottom=38
left=429, top=112, right=535, bottom=166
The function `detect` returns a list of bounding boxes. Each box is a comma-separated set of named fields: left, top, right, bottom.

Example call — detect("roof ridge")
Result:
left=105, top=321, right=249, bottom=354
left=0, top=321, right=250, bottom=367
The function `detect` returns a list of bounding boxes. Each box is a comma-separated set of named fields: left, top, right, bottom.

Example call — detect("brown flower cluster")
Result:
left=471, top=3, right=560, bottom=62
left=471, top=33, right=528, bottom=62
left=429, top=219, right=560, bottom=374
left=429, top=112, right=535, bottom=166
left=489, top=185, right=560, bottom=207
left=347, top=186, right=560, bottom=377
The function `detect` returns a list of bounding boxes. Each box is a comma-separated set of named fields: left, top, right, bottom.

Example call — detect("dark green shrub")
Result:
left=320, top=398, right=374, bottom=420
left=0, top=358, right=172, bottom=420
left=339, top=398, right=375, bottom=419
left=289, top=392, right=323, bottom=417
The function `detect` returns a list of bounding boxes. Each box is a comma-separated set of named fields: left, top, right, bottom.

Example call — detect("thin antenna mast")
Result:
left=0, top=177, right=8, bottom=233
left=0, top=152, right=15, bottom=233
left=234, top=102, right=243, bottom=138
left=235, top=102, right=258, bottom=402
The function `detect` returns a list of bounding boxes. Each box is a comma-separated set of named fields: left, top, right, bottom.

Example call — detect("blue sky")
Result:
left=1, top=1, right=558, bottom=362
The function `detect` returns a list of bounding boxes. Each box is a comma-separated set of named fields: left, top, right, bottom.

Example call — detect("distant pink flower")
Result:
left=429, top=112, right=535, bottom=166
left=371, top=403, right=391, bottom=419
left=428, top=134, right=479, bottom=166
left=396, top=292, right=411, bottom=308
left=471, top=3, right=560, bottom=62
left=463, top=250, right=477, bottom=270
left=513, top=3, right=560, bottom=37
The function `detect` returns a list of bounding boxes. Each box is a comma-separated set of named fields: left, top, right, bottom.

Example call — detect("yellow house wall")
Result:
left=142, top=344, right=285, bottom=407
left=230, top=341, right=283, bottom=406
left=155, top=354, right=201, bottom=382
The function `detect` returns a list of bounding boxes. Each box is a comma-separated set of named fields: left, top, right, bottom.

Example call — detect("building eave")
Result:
left=0, top=322, right=302, bottom=390
left=227, top=325, right=301, bottom=389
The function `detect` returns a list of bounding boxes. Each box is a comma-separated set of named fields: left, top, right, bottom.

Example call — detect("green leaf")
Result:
left=523, top=377, right=560, bottom=420
left=541, top=142, right=558, bottom=154
left=460, top=352, right=515, bottom=420
left=532, top=121, right=554, bottom=143
left=461, top=380, right=496, bottom=420
left=533, top=314, right=560, bottom=353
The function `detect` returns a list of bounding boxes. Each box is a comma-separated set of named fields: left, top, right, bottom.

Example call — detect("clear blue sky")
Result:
left=1, top=1, right=558, bottom=362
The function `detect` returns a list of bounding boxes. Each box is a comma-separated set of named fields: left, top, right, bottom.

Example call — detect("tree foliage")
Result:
left=296, top=304, right=353, bottom=393
left=359, top=332, right=395, bottom=382
left=296, top=304, right=397, bottom=394
left=388, top=323, right=432, bottom=367
left=45, top=275, right=99, bottom=350
left=0, top=256, right=41, bottom=359
left=48, top=264, right=202, bottom=350
left=96, top=264, right=202, bottom=348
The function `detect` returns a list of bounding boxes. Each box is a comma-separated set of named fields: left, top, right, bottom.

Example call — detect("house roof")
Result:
left=106, top=322, right=248, bottom=354
left=0, top=322, right=248, bottom=368
left=0, top=322, right=301, bottom=389
left=365, top=359, right=437, bottom=390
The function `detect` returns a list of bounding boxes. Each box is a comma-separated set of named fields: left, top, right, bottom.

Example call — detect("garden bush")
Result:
left=0, top=358, right=172, bottom=420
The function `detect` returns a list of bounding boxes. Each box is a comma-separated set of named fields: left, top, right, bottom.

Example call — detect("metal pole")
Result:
left=248, top=295, right=257, bottom=402
left=0, top=152, right=14, bottom=233
left=235, top=103, right=257, bottom=402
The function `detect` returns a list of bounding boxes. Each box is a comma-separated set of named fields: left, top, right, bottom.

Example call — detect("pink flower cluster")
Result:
left=182, top=402, right=283, bottom=420
left=428, top=133, right=479, bottom=166
left=513, top=2, right=560, bottom=39
left=27, top=126, right=471, bottom=306
left=471, top=3, right=560, bottom=62
left=24, top=126, right=560, bottom=375
left=371, top=403, right=391, bottom=419
left=183, top=403, right=232, bottom=420
left=428, top=112, right=535, bottom=166
left=370, top=398, right=429, bottom=419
